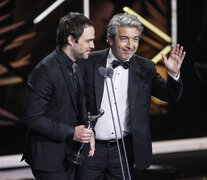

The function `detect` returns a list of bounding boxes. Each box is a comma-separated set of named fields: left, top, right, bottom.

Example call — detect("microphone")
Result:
left=98, top=67, right=107, bottom=78
left=99, top=66, right=114, bottom=79
left=99, top=109, right=104, bottom=116
left=106, top=66, right=114, bottom=78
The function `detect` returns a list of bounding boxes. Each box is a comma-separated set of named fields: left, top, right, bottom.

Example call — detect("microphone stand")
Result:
left=106, top=67, right=131, bottom=180
left=99, top=67, right=128, bottom=180
left=104, top=75, right=126, bottom=180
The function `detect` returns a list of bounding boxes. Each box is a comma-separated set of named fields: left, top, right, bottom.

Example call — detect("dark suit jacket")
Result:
left=22, top=46, right=87, bottom=172
left=79, top=48, right=183, bottom=169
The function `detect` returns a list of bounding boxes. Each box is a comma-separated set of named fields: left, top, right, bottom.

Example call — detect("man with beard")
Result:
left=22, top=12, right=95, bottom=180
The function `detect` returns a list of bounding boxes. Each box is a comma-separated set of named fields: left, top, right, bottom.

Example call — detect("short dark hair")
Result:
left=56, top=12, right=94, bottom=47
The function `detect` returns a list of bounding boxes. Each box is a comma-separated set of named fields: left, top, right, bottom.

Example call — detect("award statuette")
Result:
left=67, top=109, right=104, bottom=165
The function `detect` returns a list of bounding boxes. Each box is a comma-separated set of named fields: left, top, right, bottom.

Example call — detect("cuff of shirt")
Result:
left=168, top=71, right=180, bottom=81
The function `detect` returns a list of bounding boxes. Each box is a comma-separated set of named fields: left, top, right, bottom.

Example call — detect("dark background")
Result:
left=0, top=0, right=207, bottom=157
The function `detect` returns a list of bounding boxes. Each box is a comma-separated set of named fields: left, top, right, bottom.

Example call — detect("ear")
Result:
left=107, top=36, right=114, bottom=47
left=67, top=35, right=75, bottom=46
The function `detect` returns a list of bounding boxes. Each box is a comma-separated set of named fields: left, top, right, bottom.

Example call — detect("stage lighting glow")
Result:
left=152, top=45, right=171, bottom=64
left=123, top=7, right=172, bottom=43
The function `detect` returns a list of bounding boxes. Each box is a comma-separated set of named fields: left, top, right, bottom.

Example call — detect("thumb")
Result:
left=161, top=54, right=167, bottom=64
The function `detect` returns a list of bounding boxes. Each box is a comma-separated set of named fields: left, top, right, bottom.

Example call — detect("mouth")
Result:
left=123, top=49, right=134, bottom=54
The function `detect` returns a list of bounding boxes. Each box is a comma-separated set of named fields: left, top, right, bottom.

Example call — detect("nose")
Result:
left=90, top=41, right=95, bottom=49
left=126, top=39, right=133, bottom=49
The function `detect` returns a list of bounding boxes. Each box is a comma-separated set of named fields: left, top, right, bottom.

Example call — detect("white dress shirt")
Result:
left=95, top=49, right=130, bottom=140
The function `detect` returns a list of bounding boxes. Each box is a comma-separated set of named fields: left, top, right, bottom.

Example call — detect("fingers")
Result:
left=181, top=51, right=186, bottom=61
left=73, top=125, right=93, bottom=143
left=80, top=128, right=93, bottom=143
left=169, top=44, right=175, bottom=56
left=178, top=44, right=183, bottom=57
left=177, top=44, right=186, bottom=63
left=175, top=44, right=186, bottom=58
left=175, top=44, right=180, bottom=55
left=168, top=44, right=186, bottom=63
left=171, top=44, right=175, bottom=53
left=79, top=135, right=92, bottom=143
left=88, top=143, right=95, bottom=157
left=179, top=45, right=186, bottom=62
left=88, top=132, right=95, bottom=157
left=88, top=147, right=95, bottom=157
left=161, top=53, right=167, bottom=64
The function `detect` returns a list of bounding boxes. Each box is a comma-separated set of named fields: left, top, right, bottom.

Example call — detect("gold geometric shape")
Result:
left=123, top=7, right=171, bottom=43
left=152, top=45, right=171, bottom=64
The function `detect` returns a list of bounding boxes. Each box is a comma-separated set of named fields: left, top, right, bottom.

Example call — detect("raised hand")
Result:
left=161, top=44, right=186, bottom=77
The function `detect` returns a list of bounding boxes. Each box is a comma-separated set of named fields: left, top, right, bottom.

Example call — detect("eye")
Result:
left=120, top=37, right=128, bottom=42
left=133, top=37, right=139, bottom=42
left=86, top=39, right=94, bottom=43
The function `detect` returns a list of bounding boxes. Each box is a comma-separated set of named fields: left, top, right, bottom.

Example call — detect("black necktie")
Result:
left=112, top=60, right=130, bottom=69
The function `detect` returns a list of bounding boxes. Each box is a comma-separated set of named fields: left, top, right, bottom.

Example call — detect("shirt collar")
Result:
left=56, top=46, right=74, bottom=67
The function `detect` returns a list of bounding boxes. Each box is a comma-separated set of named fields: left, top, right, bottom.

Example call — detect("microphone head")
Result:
left=106, top=66, right=114, bottom=78
left=99, top=109, right=104, bottom=116
left=98, top=67, right=107, bottom=78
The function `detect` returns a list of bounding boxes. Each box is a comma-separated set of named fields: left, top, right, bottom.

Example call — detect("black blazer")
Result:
left=79, top=48, right=183, bottom=169
left=22, top=47, right=87, bottom=172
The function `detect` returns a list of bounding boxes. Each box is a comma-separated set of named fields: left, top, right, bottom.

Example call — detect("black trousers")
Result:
left=78, top=135, right=134, bottom=180
left=32, top=164, right=76, bottom=180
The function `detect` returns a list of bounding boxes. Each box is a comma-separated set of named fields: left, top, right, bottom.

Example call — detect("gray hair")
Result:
left=107, top=13, right=144, bottom=40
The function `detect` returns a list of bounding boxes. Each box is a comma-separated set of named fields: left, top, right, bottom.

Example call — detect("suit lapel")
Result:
left=94, top=63, right=105, bottom=110
left=128, top=56, right=143, bottom=111
left=58, top=63, right=78, bottom=112
left=76, top=66, right=83, bottom=87
left=54, top=48, right=78, bottom=112
left=94, top=49, right=109, bottom=110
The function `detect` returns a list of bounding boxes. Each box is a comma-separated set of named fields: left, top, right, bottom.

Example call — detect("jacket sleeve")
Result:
left=151, top=62, right=183, bottom=103
left=23, top=63, right=74, bottom=142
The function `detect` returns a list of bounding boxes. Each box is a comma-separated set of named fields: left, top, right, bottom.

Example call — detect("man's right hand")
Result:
left=73, top=125, right=93, bottom=143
